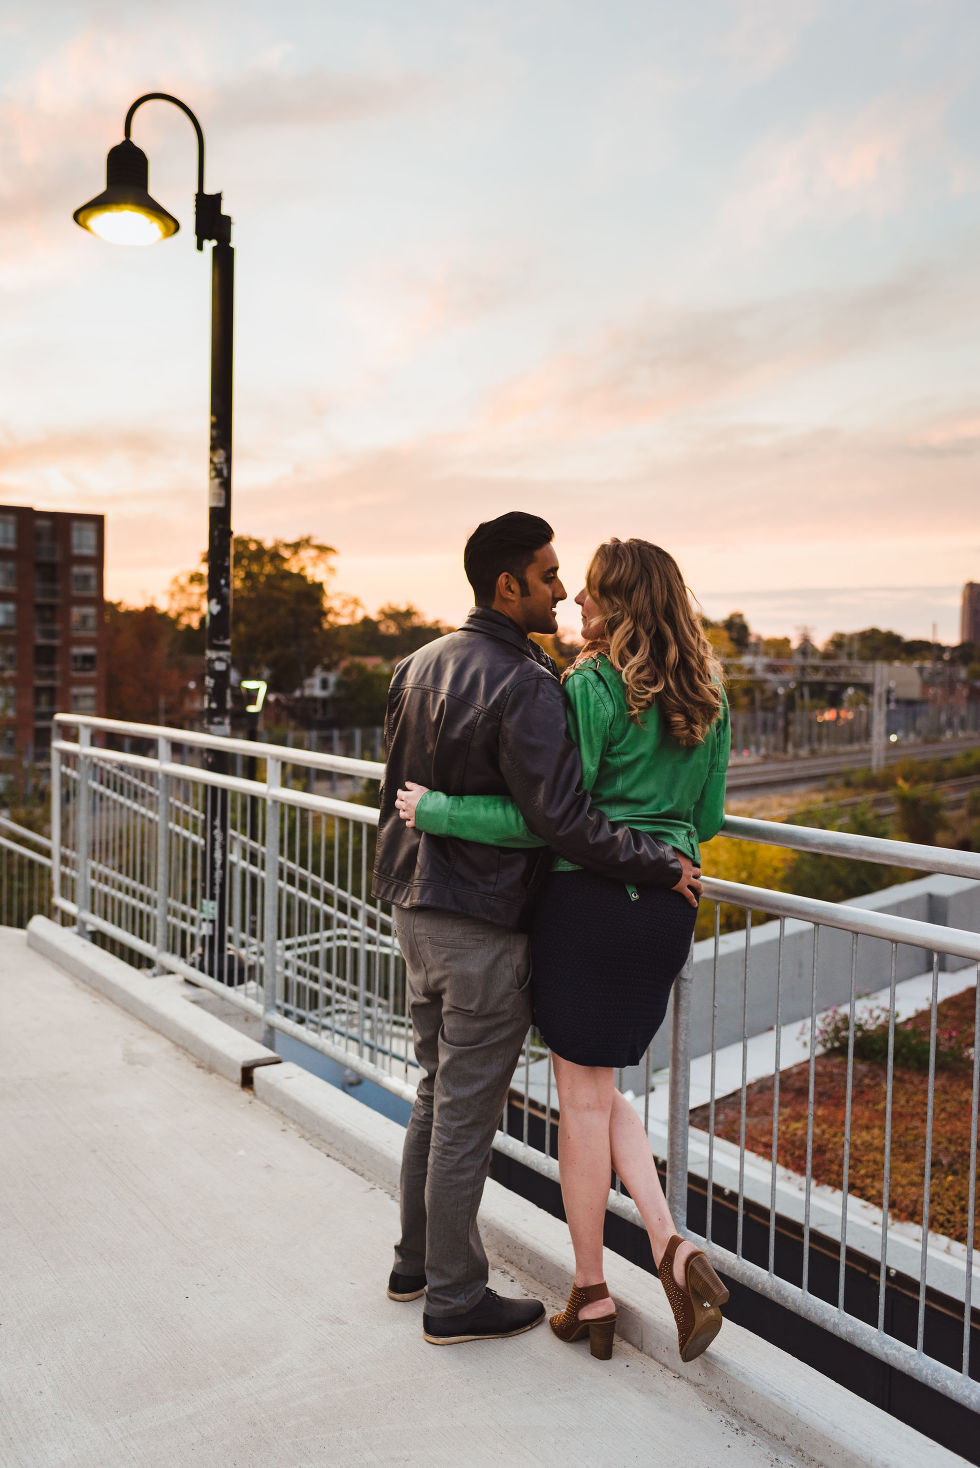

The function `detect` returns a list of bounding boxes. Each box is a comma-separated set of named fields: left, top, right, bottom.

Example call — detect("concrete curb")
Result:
left=255, top=1056, right=964, bottom=1468
left=34, top=921, right=967, bottom=1468
left=26, top=917, right=281, bottom=1086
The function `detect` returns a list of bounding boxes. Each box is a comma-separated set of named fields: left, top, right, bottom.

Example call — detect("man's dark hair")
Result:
left=463, top=511, right=554, bottom=606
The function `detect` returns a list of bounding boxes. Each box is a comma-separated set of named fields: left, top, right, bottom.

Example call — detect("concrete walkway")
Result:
left=0, top=929, right=966, bottom=1467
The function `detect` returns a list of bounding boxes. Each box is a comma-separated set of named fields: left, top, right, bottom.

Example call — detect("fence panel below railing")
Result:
left=2, top=713, right=976, bottom=1410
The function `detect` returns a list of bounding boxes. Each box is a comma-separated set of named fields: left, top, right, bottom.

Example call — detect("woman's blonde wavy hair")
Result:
left=568, top=538, right=722, bottom=746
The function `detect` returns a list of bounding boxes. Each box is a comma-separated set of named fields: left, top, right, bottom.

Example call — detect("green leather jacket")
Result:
left=414, top=653, right=730, bottom=868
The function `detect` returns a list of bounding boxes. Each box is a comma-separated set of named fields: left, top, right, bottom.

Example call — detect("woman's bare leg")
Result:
left=552, top=1055, right=616, bottom=1320
left=609, top=1088, right=696, bottom=1286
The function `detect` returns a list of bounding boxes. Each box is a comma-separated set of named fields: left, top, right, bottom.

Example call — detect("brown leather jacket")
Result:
left=371, top=607, right=683, bottom=930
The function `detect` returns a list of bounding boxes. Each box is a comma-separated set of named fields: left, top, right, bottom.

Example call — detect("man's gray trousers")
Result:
left=392, top=906, right=533, bottom=1317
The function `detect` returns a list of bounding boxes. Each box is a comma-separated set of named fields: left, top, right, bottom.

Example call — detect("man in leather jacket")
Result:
left=373, top=512, right=701, bottom=1346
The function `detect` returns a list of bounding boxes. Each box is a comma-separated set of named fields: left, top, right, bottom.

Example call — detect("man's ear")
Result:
left=495, top=570, right=520, bottom=604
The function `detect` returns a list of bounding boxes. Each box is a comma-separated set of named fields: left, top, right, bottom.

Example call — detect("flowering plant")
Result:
left=812, top=1002, right=976, bottom=1074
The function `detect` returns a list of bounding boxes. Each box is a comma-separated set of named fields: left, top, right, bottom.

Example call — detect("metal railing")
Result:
left=8, top=714, right=980, bottom=1409
left=0, top=816, right=52, bottom=928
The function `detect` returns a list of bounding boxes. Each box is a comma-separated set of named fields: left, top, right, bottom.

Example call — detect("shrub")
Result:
left=892, top=779, right=946, bottom=846
left=785, top=800, right=909, bottom=904
left=814, top=1003, right=975, bottom=1073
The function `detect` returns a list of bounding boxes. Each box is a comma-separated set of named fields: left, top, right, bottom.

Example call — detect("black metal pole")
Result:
left=203, top=240, right=234, bottom=980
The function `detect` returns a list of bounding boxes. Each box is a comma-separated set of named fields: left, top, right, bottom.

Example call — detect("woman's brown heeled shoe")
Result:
left=658, top=1236, right=729, bottom=1362
left=550, top=1281, right=617, bottom=1360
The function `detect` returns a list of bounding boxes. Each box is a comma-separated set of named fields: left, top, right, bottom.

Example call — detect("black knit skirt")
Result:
left=529, top=868, right=697, bottom=1067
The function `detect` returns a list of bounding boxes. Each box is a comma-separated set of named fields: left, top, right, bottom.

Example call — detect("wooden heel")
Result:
left=688, top=1254, right=729, bottom=1309
left=550, top=1281, right=617, bottom=1359
left=658, top=1235, right=728, bottom=1363
left=588, top=1317, right=616, bottom=1360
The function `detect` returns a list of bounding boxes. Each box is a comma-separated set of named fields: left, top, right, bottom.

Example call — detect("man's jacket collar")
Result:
left=459, top=606, right=557, bottom=675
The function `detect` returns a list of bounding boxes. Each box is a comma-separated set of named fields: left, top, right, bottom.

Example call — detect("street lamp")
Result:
left=74, top=92, right=234, bottom=981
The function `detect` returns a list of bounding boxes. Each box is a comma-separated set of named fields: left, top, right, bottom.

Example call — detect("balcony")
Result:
left=33, top=625, right=60, bottom=644
left=34, top=582, right=60, bottom=603
left=33, top=541, right=60, bottom=563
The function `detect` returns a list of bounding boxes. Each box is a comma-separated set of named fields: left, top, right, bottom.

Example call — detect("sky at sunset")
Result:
left=2, top=0, right=978, bottom=646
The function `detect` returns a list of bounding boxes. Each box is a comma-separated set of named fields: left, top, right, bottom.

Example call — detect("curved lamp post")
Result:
left=74, top=93, right=234, bottom=980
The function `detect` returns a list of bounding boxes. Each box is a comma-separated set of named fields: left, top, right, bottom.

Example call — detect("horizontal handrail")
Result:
left=723, top=813, right=980, bottom=881
left=702, top=875, right=980, bottom=960
left=53, top=715, right=385, bottom=781
left=0, top=817, right=52, bottom=852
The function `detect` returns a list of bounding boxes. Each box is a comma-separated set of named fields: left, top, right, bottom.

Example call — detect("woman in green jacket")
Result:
left=395, top=538, right=730, bottom=1364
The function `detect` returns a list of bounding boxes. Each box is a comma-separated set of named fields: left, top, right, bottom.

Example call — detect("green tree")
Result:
left=723, top=611, right=751, bottom=653
left=823, top=627, right=907, bottom=661
left=170, top=536, right=338, bottom=693
left=340, top=603, right=449, bottom=660
left=331, top=661, right=391, bottom=728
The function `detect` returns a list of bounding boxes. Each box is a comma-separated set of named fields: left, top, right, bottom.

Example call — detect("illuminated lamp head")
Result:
left=73, top=139, right=179, bottom=246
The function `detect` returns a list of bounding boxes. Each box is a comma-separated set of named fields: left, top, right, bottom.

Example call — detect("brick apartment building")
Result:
left=0, top=505, right=106, bottom=785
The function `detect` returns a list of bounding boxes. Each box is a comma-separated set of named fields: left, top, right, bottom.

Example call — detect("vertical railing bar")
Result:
left=347, top=816, right=356, bottom=1053
left=75, top=726, right=92, bottom=939
left=706, top=902, right=720, bottom=1244
left=736, top=913, right=751, bottom=1259
left=155, top=737, right=171, bottom=967
left=878, top=943, right=899, bottom=1337
left=768, top=916, right=785, bottom=1277
left=331, top=815, right=340, bottom=1044
left=615, top=1064, right=624, bottom=1194
left=666, top=947, right=693, bottom=1236
left=544, top=1049, right=553, bottom=1161
left=523, top=1036, right=531, bottom=1150
left=802, top=924, right=820, bottom=1295
left=838, top=932, right=859, bottom=1313
left=359, top=815, right=370, bottom=1060
left=318, top=812, right=328, bottom=1038
left=962, top=964, right=979, bottom=1378
left=643, top=1043, right=652, bottom=1136
left=263, top=760, right=281, bottom=1029
left=916, top=952, right=940, bottom=1354
left=51, top=730, right=62, bottom=918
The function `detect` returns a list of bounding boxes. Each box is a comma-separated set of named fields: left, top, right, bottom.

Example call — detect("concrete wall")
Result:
left=625, top=874, right=979, bottom=1085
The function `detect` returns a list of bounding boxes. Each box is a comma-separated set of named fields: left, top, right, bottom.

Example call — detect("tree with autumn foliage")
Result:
left=169, top=535, right=342, bottom=694
left=105, top=604, right=198, bottom=725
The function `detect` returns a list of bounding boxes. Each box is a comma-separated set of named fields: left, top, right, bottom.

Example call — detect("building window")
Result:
left=71, top=567, right=97, bottom=596
left=34, top=519, right=57, bottom=560
left=71, top=606, right=98, bottom=633
left=71, top=649, right=97, bottom=675
left=0, top=560, right=15, bottom=591
left=0, top=687, right=14, bottom=718
left=0, top=647, right=15, bottom=672
left=70, top=687, right=98, bottom=714
left=0, top=602, right=15, bottom=628
left=71, top=520, right=98, bottom=556
left=0, top=514, right=15, bottom=549
left=1, top=729, right=16, bottom=756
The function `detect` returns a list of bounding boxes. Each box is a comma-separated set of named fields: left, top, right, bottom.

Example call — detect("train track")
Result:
left=778, top=774, right=980, bottom=821
left=726, top=736, right=980, bottom=794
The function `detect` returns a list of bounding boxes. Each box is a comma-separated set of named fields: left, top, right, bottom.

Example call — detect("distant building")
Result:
left=962, top=582, right=980, bottom=646
left=0, top=505, right=106, bottom=786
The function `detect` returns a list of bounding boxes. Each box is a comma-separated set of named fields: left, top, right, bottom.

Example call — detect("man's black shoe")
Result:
left=422, top=1287, right=545, bottom=1344
left=387, top=1269, right=427, bottom=1302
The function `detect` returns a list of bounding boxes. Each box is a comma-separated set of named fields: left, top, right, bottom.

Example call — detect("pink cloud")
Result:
left=719, top=88, right=972, bottom=240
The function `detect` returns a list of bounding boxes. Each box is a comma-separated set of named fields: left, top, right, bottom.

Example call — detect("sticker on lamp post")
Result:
left=241, top=680, right=268, bottom=713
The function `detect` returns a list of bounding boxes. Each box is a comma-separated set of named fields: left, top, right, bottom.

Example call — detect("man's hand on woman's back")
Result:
left=672, top=854, right=702, bottom=907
